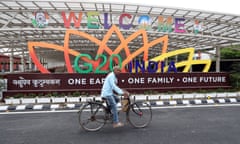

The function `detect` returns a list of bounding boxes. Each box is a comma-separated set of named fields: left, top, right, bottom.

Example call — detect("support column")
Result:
left=28, top=55, right=32, bottom=70
left=21, top=51, right=25, bottom=72
left=216, top=47, right=221, bottom=72
left=9, top=48, right=14, bottom=72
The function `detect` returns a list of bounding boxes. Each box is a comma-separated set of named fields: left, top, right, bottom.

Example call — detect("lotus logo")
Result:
left=28, top=25, right=211, bottom=73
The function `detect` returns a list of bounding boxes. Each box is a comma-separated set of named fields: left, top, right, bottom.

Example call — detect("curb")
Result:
left=1, top=97, right=240, bottom=112
left=3, top=92, right=240, bottom=105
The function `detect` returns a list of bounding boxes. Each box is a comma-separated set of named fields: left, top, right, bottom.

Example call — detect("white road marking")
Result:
left=182, top=100, right=189, bottom=105
left=66, top=104, right=75, bottom=109
left=218, top=99, right=226, bottom=103
left=194, top=99, right=202, bottom=104
left=156, top=101, right=164, bottom=105
left=229, top=98, right=237, bottom=103
left=33, top=105, right=43, bottom=110
left=50, top=104, right=59, bottom=109
left=207, top=99, right=214, bottom=104
left=169, top=100, right=177, bottom=105
left=0, top=106, right=8, bottom=111
left=16, top=105, right=26, bottom=110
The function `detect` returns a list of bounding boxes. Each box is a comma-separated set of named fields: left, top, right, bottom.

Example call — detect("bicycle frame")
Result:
left=87, top=100, right=112, bottom=121
left=78, top=96, right=152, bottom=131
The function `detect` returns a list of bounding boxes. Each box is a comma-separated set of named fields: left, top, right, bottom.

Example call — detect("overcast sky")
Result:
left=93, top=0, right=239, bottom=15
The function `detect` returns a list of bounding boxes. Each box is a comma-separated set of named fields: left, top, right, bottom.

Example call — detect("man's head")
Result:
left=113, top=65, right=121, bottom=75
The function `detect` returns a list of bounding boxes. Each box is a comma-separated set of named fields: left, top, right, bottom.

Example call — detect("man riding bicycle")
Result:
left=101, top=66, right=129, bottom=128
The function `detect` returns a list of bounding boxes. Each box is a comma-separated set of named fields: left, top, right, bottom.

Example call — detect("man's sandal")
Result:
left=113, top=122, right=124, bottom=128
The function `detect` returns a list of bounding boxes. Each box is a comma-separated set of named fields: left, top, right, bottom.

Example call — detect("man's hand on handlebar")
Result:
left=122, top=89, right=130, bottom=98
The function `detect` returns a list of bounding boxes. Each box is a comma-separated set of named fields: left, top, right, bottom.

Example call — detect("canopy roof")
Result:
left=0, top=0, right=240, bottom=67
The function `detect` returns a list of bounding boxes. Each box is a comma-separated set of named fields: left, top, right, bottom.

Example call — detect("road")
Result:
left=0, top=104, right=240, bottom=144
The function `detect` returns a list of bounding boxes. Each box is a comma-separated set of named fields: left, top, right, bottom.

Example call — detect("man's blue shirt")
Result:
left=101, top=72, right=123, bottom=97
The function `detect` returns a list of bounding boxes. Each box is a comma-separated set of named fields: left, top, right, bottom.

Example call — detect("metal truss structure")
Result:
left=0, top=0, right=239, bottom=72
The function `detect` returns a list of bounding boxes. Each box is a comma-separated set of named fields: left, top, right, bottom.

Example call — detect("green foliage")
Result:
left=13, top=93, right=24, bottom=98
left=231, top=63, right=240, bottom=73
left=220, top=46, right=240, bottom=90
left=45, top=93, right=52, bottom=97
left=221, top=47, right=240, bottom=59
left=230, top=73, right=240, bottom=89
left=28, top=93, right=36, bottom=98
left=72, top=91, right=81, bottom=97
left=0, top=77, right=5, bottom=90
left=59, top=93, right=65, bottom=97
left=80, top=91, right=89, bottom=96
left=38, top=93, right=44, bottom=97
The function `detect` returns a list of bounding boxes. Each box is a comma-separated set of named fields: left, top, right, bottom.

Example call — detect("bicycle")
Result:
left=78, top=95, right=152, bottom=131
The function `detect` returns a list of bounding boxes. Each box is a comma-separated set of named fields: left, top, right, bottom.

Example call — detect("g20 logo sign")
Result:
left=74, top=54, right=122, bottom=73
left=28, top=25, right=211, bottom=74
left=74, top=53, right=177, bottom=73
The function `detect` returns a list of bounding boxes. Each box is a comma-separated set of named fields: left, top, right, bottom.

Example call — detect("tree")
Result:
left=221, top=46, right=240, bottom=89
left=221, top=47, right=240, bottom=59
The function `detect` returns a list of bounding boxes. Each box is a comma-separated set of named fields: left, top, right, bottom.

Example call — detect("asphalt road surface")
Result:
left=0, top=104, right=240, bottom=144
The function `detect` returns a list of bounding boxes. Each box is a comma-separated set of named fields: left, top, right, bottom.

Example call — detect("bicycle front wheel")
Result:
left=78, top=102, right=107, bottom=131
left=127, top=101, right=152, bottom=128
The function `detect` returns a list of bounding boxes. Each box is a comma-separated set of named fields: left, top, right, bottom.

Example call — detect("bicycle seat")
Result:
left=101, top=97, right=107, bottom=102
left=101, top=97, right=109, bottom=105
left=101, top=97, right=111, bottom=111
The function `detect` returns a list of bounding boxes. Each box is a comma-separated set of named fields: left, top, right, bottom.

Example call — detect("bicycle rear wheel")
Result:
left=127, top=101, right=152, bottom=128
left=78, top=102, right=107, bottom=131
